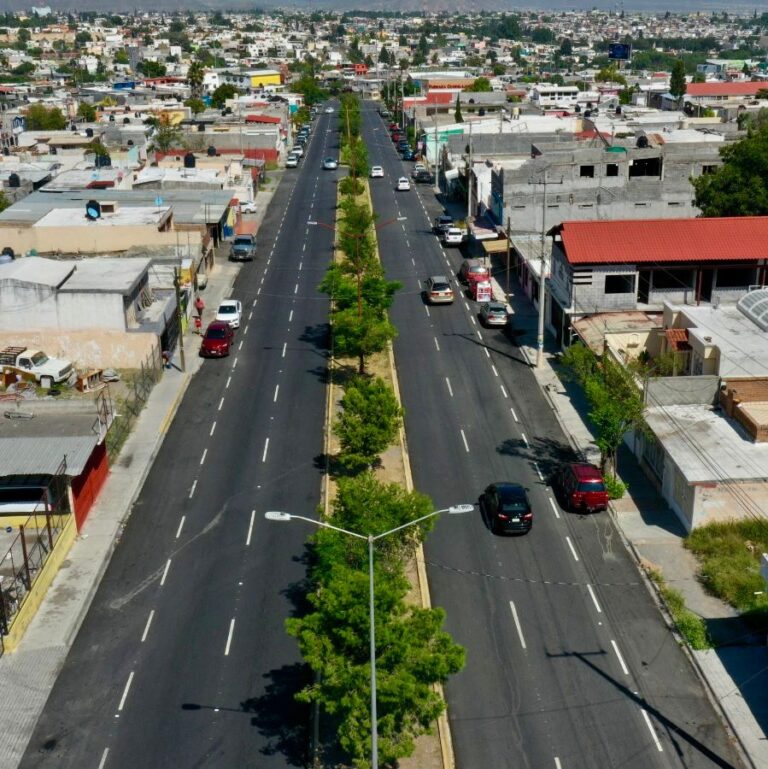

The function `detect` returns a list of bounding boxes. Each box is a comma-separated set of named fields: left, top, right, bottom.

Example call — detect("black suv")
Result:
left=482, top=483, right=533, bottom=534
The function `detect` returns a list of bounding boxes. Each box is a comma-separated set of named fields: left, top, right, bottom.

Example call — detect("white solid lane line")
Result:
left=246, top=510, right=255, bottom=546
left=218, top=397, right=224, bottom=411
left=200, top=448, right=207, bottom=466
left=188, top=480, right=197, bottom=499
left=641, top=708, right=664, bottom=752
left=460, top=429, right=470, bottom=453
left=554, top=758, right=562, bottom=769
left=509, top=601, right=527, bottom=650
left=141, top=610, right=155, bottom=643
left=224, top=618, right=236, bottom=657
left=175, top=516, right=185, bottom=539
left=118, top=671, right=134, bottom=712
left=160, top=558, right=172, bottom=586
left=565, top=535, right=579, bottom=561
left=611, top=639, right=630, bottom=675
left=98, top=748, right=109, bottom=769
left=586, top=584, right=603, bottom=614
left=210, top=421, right=216, bottom=437
left=274, top=384, right=280, bottom=403
left=500, top=385, right=508, bottom=398
left=548, top=496, right=560, bottom=519
left=282, top=342, right=287, bottom=358
left=445, top=377, right=453, bottom=397
left=262, top=437, right=270, bottom=463
left=434, top=337, right=440, bottom=352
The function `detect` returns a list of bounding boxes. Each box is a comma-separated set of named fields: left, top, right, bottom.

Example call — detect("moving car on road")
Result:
left=324, top=106, right=334, bottom=114
left=482, top=483, right=533, bottom=534
left=370, top=165, right=384, bottom=178
left=479, top=302, right=509, bottom=327
left=200, top=321, right=234, bottom=358
left=322, top=157, right=338, bottom=170
left=396, top=176, right=411, bottom=191
left=424, top=275, right=455, bottom=304
left=552, top=463, right=609, bottom=513
left=215, top=299, right=243, bottom=329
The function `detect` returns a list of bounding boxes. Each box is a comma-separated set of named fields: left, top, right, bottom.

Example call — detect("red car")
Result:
left=388, top=122, right=399, bottom=131
left=552, top=463, right=609, bottom=513
left=200, top=321, right=234, bottom=357
left=459, top=259, right=490, bottom=286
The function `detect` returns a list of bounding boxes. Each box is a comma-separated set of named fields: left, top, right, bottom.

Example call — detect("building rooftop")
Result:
left=33, top=205, right=171, bottom=229
left=0, top=256, right=74, bottom=288
left=552, top=217, right=768, bottom=265
left=59, top=257, right=151, bottom=294
left=645, top=404, right=768, bottom=483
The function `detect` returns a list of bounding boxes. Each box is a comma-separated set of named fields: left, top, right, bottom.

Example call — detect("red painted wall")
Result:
left=70, top=442, right=109, bottom=531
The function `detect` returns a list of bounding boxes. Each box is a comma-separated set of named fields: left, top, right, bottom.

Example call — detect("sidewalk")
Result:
left=0, top=185, right=277, bottom=768
left=488, top=264, right=768, bottom=769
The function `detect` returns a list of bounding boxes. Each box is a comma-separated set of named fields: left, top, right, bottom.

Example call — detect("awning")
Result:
left=482, top=238, right=509, bottom=254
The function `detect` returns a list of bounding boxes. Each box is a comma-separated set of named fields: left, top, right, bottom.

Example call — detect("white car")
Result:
left=215, top=299, right=242, bottom=329
left=322, top=157, right=338, bottom=170
left=370, top=166, right=384, bottom=178
left=442, top=227, right=465, bottom=246
left=324, top=107, right=334, bottom=114
left=396, top=176, right=411, bottom=191
left=239, top=200, right=257, bottom=214
left=291, top=144, right=304, bottom=157
left=285, top=154, right=299, bottom=168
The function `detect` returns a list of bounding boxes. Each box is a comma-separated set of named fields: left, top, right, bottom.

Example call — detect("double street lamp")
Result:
left=265, top=504, right=474, bottom=769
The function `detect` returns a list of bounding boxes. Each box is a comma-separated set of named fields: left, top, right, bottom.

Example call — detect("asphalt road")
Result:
left=361, top=102, right=742, bottom=769
left=19, top=108, right=341, bottom=769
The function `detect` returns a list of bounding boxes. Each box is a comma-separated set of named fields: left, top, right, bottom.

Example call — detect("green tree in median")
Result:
left=332, top=305, right=397, bottom=376
left=693, top=126, right=768, bottom=216
left=335, top=377, right=403, bottom=473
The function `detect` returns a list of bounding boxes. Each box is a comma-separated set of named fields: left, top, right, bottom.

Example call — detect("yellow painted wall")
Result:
left=249, top=72, right=281, bottom=88
left=3, top=514, right=77, bottom=652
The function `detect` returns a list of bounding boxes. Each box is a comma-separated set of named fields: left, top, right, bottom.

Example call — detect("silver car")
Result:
left=479, top=302, right=509, bottom=327
left=425, top=276, right=455, bottom=305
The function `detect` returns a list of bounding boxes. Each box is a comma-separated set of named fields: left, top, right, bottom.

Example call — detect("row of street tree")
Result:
left=287, top=94, right=465, bottom=768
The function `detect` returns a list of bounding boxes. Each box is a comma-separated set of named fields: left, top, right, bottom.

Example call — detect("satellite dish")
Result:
left=85, top=200, right=101, bottom=220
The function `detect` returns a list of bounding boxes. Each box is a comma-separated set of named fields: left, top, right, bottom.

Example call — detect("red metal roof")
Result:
left=555, top=218, right=768, bottom=265
left=665, top=328, right=691, bottom=352
left=686, top=82, right=764, bottom=98
left=244, top=114, right=281, bottom=124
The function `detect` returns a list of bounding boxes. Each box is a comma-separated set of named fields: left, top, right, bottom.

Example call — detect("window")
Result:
left=580, top=165, right=595, bottom=178
left=652, top=269, right=693, bottom=290
left=701, top=165, right=717, bottom=175
left=606, top=163, right=619, bottom=177
left=716, top=266, right=755, bottom=288
left=629, top=157, right=662, bottom=178
left=605, top=274, right=636, bottom=294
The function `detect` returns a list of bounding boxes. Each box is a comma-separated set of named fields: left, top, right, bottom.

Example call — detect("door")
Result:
left=698, top=269, right=713, bottom=302
left=638, top=270, right=651, bottom=304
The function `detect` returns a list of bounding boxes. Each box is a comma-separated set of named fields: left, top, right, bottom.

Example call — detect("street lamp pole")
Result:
left=265, top=504, right=474, bottom=768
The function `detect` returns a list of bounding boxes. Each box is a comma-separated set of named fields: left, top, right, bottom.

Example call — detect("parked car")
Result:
left=411, top=163, right=427, bottom=178
left=322, top=157, right=338, bottom=170
left=441, top=227, right=465, bottom=246
left=239, top=200, right=257, bottom=214
left=413, top=170, right=434, bottom=184
left=479, top=302, right=509, bottom=327
left=0, top=345, right=74, bottom=388
left=296, top=135, right=307, bottom=146
left=215, top=299, right=243, bottom=329
left=230, top=234, right=256, bottom=261
left=397, top=140, right=409, bottom=152
left=424, top=275, right=454, bottom=304
left=552, top=463, right=609, bottom=513
left=482, top=483, right=533, bottom=534
left=401, top=148, right=416, bottom=161
left=459, top=259, right=490, bottom=285
left=433, top=215, right=454, bottom=235
left=391, top=132, right=403, bottom=143
left=388, top=122, right=399, bottom=131
left=396, top=176, right=411, bottom=191
left=200, top=321, right=234, bottom=357
left=291, top=144, right=304, bottom=157
left=285, top=154, right=299, bottom=168
left=370, top=165, right=384, bottom=178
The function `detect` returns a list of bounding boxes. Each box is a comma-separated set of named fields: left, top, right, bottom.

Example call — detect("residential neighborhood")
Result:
left=0, top=6, right=767, bottom=769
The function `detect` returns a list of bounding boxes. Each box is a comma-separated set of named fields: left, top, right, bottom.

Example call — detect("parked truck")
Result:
left=0, top=346, right=75, bottom=388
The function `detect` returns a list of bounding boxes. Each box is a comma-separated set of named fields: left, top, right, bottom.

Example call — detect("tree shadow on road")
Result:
left=497, top=434, right=578, bottom=481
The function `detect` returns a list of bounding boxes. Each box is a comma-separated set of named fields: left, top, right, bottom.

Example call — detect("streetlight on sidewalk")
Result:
left=264, top=503, right=475, bottom=769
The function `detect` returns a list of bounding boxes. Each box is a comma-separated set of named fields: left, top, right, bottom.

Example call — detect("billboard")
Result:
left=608, top=43, right=632, bottom=61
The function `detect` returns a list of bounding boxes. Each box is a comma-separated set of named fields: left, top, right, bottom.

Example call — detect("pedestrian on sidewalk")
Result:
left=194, top=295, right=205, bottom=318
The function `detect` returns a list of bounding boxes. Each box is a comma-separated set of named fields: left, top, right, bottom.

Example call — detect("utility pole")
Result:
left=505, top=214, right=512, bottom=298
left=467, top=121, right=473, bottom=224
left=173, top=266, right=187, bottom=372
left=528, top=169, right=563, bottom=368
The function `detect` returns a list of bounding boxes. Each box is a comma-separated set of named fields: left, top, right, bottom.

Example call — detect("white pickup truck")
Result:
left=0, top=346, right=75, bottom=388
